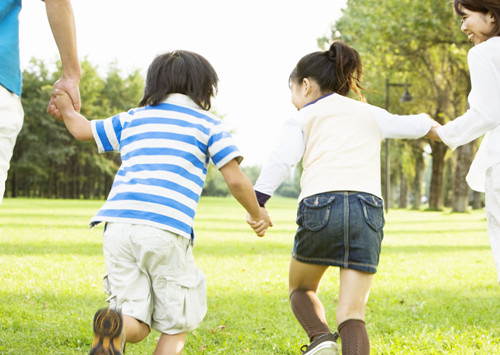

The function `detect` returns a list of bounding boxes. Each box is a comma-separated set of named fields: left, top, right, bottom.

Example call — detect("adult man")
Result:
left=0, top=0, right=81, bottom=204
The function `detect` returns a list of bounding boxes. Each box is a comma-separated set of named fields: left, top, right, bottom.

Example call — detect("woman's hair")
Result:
left=289, top=40, right=364, bottom=98
left=454, top=0, right=500, bottom=37
left=139, top=50, right=219, bottom=110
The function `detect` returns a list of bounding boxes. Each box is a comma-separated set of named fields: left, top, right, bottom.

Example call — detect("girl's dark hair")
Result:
left=454, top=0, right=500, bottom=37
left=139, top=50, right=219, bottom=110
left=289, top=40, right=364, bottom=99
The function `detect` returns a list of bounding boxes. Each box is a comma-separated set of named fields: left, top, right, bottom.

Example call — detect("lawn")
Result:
left=0, top=197, right=499, bottom=354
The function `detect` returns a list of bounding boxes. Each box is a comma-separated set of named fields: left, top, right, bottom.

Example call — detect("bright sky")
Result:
left=19, top=0, right=347, bottom=166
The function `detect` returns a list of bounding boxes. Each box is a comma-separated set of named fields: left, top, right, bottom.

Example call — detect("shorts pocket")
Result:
left=299, top=194, right=336, bottom=232
left=156, top=268, right=207, bottom=332
left=358, top=195, right=385, bottom=232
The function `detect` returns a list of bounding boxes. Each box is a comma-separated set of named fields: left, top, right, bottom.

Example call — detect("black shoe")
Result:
left=90, top=308, right=126, bottom=355
left=300, top=333, right=339, bottom=355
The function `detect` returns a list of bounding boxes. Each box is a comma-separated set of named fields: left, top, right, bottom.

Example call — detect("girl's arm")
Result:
left=53, top=90, right=94, bottom=141
left=253, top=114, right=305, bottom=205
left=370, top=105, right=433, bottom=140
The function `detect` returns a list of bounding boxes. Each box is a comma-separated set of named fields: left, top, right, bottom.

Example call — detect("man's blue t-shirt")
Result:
left=0, top=0, right=22, bottom=96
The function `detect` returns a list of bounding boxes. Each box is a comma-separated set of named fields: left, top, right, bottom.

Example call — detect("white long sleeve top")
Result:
left=436, top=37, right=500, bottom=192
left=254, top=93, right=433, bottom=203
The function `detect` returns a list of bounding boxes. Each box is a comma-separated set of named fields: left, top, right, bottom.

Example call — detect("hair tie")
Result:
left=327, top=49, right=336, bottom=62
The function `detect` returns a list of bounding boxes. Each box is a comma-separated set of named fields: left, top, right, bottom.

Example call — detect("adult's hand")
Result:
left=47, top=76, right=80, bottom=120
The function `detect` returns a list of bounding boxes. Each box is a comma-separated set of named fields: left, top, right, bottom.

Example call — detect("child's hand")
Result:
left=52, top=89, right=75, bottom=121
left=47, top=77, right=81, bottom=121
left=247, top=207, right=273, bottom=237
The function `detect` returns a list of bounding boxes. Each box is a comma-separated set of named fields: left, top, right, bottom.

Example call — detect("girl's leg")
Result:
left=154, top=332, right=186, bottom=355
left=336, top=268, right=373, bottom=355
left=289, top=257, right=331, bottom=341
left=123, top=315, right=150, bottom=343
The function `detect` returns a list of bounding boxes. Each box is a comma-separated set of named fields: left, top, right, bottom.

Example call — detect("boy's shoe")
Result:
left=90, top=308, right=126, bottom=355
left=300, top=332, right=339, bottom=355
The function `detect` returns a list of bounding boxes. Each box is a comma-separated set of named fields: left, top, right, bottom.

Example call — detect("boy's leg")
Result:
left=154, top=332, right=186, bottom=355
left=336, top=268, right=373, bottom=355
left=123, top=315, right=150, bottom=343
left=288, top=258, right=331, bottom=341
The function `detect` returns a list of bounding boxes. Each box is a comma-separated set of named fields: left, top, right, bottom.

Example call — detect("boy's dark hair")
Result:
left=289, top=40, right=364, bottom=99
left=139, top=50, right=219, bottom=110
left=454, top=0, right=500, bottom=37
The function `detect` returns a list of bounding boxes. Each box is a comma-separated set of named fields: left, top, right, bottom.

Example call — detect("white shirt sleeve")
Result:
left=254, top=114, right=305, bottom=196
left=436, top=47, right=500, bottom=150
left=369, top=105, right=433, bottom=139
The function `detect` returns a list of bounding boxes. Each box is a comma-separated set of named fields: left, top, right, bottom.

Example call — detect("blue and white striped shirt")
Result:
left=90, top=94, right=242, bottom=239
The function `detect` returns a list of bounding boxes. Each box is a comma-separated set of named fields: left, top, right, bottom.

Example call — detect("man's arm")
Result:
left=44, top=0, right=81, bottom=119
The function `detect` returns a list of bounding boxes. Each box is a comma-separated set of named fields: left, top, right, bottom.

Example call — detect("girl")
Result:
left=53, top=50, right=269, bottom=355
left=429, top=0, right=500, bottom=285
left=250, top=41, right=434, bottom=354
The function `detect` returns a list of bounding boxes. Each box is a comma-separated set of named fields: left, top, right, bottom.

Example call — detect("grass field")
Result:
left=0, top=197, right=499, bottom=354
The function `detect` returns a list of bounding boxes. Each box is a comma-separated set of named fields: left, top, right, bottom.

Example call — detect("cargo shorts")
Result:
left=102, top=223, right=207, bottom=334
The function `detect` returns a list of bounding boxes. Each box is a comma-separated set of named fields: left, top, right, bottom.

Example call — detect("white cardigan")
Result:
left=254, top=93, right=432, bottom=202
left=436, top=36, right=500, bottom=192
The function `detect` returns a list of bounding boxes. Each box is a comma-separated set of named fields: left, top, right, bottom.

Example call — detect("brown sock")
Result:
left=289, top=289, right=331, bottom=342
left=338, top=319, right=370, bottom=355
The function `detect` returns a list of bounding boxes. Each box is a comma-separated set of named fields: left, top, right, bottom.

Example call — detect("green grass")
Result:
left=1, top=197, right=499, bottom=354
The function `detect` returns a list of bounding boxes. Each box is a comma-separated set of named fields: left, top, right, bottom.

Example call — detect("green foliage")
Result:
left=1, top=198, right=499, bottom=354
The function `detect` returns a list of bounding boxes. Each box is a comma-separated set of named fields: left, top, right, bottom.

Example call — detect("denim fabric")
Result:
left=293, top=191, right=385, bottom=273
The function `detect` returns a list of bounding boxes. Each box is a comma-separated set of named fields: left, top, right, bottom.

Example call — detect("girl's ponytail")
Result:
left=290, top=40, right=364, bottom=100
left=329, top=41, right=364, bottom=99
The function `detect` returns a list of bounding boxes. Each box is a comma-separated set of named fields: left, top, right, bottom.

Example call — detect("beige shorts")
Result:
left=102, top=223, right=207, bottom=334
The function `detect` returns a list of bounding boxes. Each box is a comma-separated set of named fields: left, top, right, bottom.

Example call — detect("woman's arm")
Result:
left=436, top=48, right=500, bottom=150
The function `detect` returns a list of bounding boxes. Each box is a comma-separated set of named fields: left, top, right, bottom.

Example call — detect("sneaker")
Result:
left=300, top=333, right=339, bottom=355
left=90, top=308, right=126, bottom=355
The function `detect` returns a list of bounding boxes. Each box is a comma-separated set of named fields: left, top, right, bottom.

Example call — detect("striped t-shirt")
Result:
left=89, top=94, right=242, bottom=239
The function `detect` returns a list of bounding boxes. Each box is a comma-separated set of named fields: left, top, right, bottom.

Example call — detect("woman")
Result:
left=429, top=0, right=500, bottom=284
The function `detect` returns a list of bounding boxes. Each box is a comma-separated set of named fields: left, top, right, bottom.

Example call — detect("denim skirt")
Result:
left=293, top=191, right=385, bottom=274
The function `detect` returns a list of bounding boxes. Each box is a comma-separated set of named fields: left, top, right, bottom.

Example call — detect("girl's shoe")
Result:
left=300, top=333, right=339, bottom=355
left=90, top=308, right=126, bottom=355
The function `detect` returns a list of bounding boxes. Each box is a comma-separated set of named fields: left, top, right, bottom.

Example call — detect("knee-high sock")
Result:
left=289, top=289, right=331, bottom=342
left=338, top=319, right=370, bottom=355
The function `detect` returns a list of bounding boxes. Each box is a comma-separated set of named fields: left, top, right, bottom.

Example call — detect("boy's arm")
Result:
left=219, top=159, right=270, bottom=236
left=54, top=90, right=93, bottom=141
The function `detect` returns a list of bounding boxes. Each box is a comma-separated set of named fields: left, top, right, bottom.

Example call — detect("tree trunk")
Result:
left=429, top=141, right=447, bottom=210
left=399, top=171, right=408, bottom=208
left=411, top=147, right=424, bottom=210
left=472, top=191, right=483, bottom=209
left=452, top=142, right=474, bottom=212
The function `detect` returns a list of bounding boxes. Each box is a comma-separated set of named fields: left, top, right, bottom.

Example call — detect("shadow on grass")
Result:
left=0, top=239, right=491, bottom=257
left=0, top=242, right=103, bottom=256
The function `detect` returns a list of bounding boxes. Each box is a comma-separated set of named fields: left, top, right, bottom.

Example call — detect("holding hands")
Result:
left=247, top=207, right=273, bottom=237
left=47, top=76, right=81, bottom=121
left=426, top=118, right=442, bottom=142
